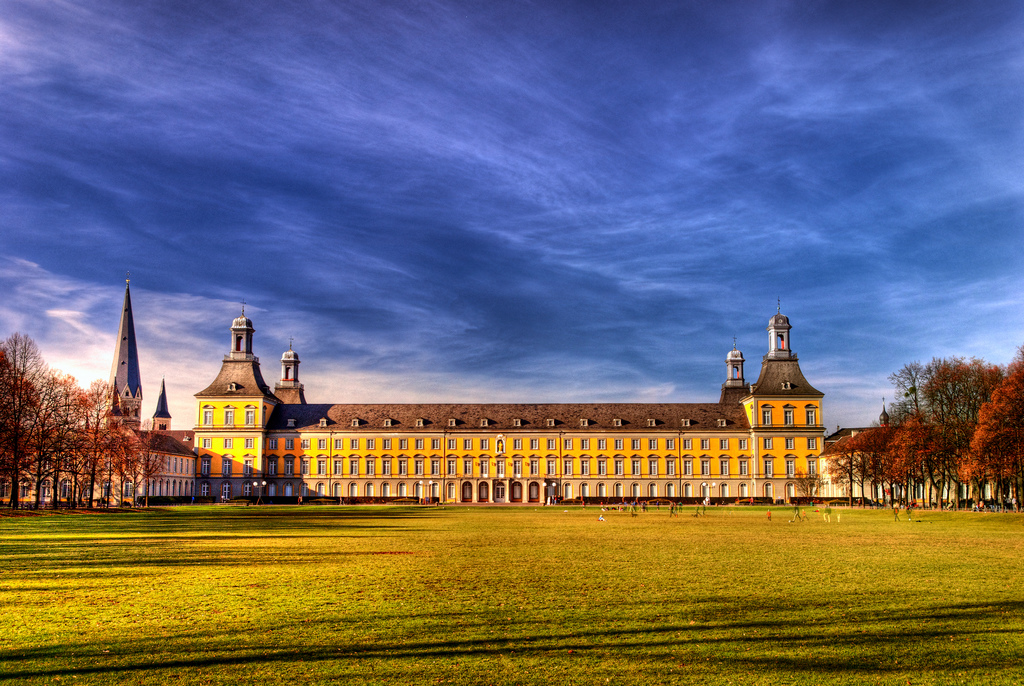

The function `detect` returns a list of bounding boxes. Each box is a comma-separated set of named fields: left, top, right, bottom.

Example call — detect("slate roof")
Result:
left=153, top=378, right=171, bottom=419
left=748, top=358, right=823, bottom=398
left=195, top=359, right=276, bottom=399
left=146, top=430, right=196, bottom=457
left=109, top=282, right=142, bottom=400
left=266, top=402, right=750, bottom=433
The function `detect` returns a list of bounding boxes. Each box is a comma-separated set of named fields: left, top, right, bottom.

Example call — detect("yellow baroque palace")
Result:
left=193, top=311, right=824, bottom=504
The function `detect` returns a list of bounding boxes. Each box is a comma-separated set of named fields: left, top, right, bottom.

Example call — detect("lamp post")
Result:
left=418, top=479, right=424, bottom=505
left=427, top=480, right=434, bottom=505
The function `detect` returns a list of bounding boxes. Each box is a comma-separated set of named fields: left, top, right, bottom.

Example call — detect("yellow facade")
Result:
left=193, top=311, right=825, bottom=504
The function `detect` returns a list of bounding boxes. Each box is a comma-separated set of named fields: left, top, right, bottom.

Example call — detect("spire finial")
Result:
left=289, top=336, right=294, bottom=350
left=732, top=335, right=737, bottom=350
left=241, top=299, right=246, bottom=315
left=126, top=270, right=130, bottom=285
left=777, top=297, right=781, bottom=313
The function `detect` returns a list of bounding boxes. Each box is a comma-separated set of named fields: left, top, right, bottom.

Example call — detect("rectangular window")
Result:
left=683, top=438, right=692, bottom=450
left=480, top=438, right=489, bottom=451
left=202, top=438, right=212, bottom=449
left=382, top=459, right=391, bottom=476
left=366, top=438, right=375, bottom=450
left=317, top=438, right=326, bottom=450
left=547, top=438, right=557, bottom=450
left=530, top=459, right=539, bottom=476
left=335, top=438, right=343, bottom=450
left=807, top=437, right=818, bottom=450
left=333, top=460, right=342, bottom=475
left=631, top=439, right=641, bottom=451
left=684, top=460, right=693, bottom=476
left=762, top=409, right=772, bottom=426
left=807, top=459, right=817, bottom=475
left=763, top=437, right=773, bottom=450
left=786, top=460, right=795, bottom=477
left=431, top=460, right=440, bottom=476
left=530, top=438, right=540, bottom=450
left=242, top=437, right=253, bottom=450
left=701, top=460, right=710, bottom=476
left=301, top=439, right=310, bottom=450
left=720, top=459, right=729, bottom=476
left=243, top=459, right=253, bottom=476
left=564, top=438, right=573, bottom=450
left=739, top=438, right=748, bottom=451
left=784, top=409, right=794, bottom=426
left=700, top=438, right=710, bottom=451
left=284, top=459, right=294, bottom=476
left=631, top=459, right=641, bottom=475
left=581, top=459, right=590, bottom=476
left=415, top=438, right=424, bottom=450
left=431, top=438, right=441, bottom=450
left=580, top=438, right=590, bottom=450
left=739, top=460, right=748, bottom=476
left=547, top=459, right=556, bottom=475
left=349, top=459, right=358, bottom=476
left=763, top=460, right=773, bottom=477
left=447, top=459, right=456, bottom=475
left=597, top=438, right=607, bottom=451
left=666, top=459, right=675, bottom=476
left=666, top=438, right=675, bottom=450
left=222, top=458, right=232, bottom=475
left=203, top=409, right=213, bottom=426
left=415, top=460, right=424, bottom=476
left=480, top=459, right=489, bottom=477
left=513, top=438, right=523, bottom=450
left=367, top=459, right=376, bottom=476
left=563, top=459, right=573, bottom=475
left=285, top=438, right=294, bottom=451
left=719, top=438, right=728, bottom=451
left=224, top=410, right=234, bottom=426
left=399, top=438, right=409, bottom=450
left=806, top=409, right=817, bottom=426
left=614, top=439, right=624, bottom=451
left=513, top=459, right=522, bottom=476
left=597, top=459, right=607, bottom=476
left=448, top=438, right=457, bottom=450
left=317, top=459, right=326, bottom=475
left=245, top=409, right=255, bottom=425
left=648, top=459, right=658, bottom=476
left=785, top=437, right=795, bottom=450
left=267, top=438, right=277, bottom=450
left=398, top=459, right=408, bottom=476
left=201, top=457, right=210, bottom=475
left=301, top=459, right=309, bottom=475
left=382, top=438, right=392, bottom=450
left=614, top=460, right=624, bottom=476
left=496, top=460, right=505, bottom=477
left=223, top=438, right=233, bottom=449
left=463, top=459, right=473, bottom=475
left=648, top=438, right=657, bottom=451
left=349, top=438, right=359, bottom=450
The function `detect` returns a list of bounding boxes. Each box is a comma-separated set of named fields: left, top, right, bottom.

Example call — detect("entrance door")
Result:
left=478, top=482, right=489, bottom=502
left=494, top=482, right=505, bottom=502
left=461, top=482, right=473, bottom=502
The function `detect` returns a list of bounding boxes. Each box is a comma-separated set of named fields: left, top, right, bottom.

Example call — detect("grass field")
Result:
left=1, top=505, right=1023, bottom=686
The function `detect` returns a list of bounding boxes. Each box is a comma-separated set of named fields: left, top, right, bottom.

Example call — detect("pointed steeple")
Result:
left=109, top=277, right=142, bottom=425
left=153, top=377, right=171, bottom=430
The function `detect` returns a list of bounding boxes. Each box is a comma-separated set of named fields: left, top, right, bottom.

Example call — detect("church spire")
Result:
left=153, top=377, right=171, bottom=430
left=109, top=277, right=142, bottom=425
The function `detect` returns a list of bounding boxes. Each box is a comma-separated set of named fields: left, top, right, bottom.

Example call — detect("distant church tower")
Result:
left=153, top=378, right=172, bottom=431
left=109, top=278, right=142, bottom=426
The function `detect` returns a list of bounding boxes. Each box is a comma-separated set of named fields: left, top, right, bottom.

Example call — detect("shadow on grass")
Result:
left=4, top=599, right=1023, bottom=680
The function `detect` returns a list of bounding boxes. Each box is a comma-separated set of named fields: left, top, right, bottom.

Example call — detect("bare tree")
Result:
left=0, top=334, right=47, bottom=508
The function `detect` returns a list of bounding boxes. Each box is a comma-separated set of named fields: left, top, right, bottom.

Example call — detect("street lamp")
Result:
left=418, top=480, right=424, bottom=505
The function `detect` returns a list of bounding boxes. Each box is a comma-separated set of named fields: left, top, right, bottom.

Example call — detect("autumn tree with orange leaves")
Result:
left=970, top=346, right=1024, bottom=507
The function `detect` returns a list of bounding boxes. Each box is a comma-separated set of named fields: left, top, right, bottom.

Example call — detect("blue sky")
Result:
left=2, top=0, right=1023, bottom=430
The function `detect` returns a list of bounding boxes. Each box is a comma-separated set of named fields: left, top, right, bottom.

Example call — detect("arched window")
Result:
left=666, top=483, right=675, bottom=497
left=786, top=483, right=795, bottom=499
left=739, top=482, right=748, bottom=497
left=382, top=483, right=391, bottom=497
left=597, top=482, right=606, bottom=498
left=201, top=482, right=210, bottom=497
left=349, top=483, right=357, bottom=497
left=721, top=483, right=729, bottom=498
left=684, top=483, right=692, bottom=497
left=447, top=483, right=455, bottom=500
left=268, top=483, right=277, bottom=496
left=563, top=483, right=572, bottom=499
left=631, top=483, right=640, bottom=498
left=284, top=483, right=293, bottom=496
left=221, top=482, right=231, bottom=500
left=701, top=482, right=708, bottom=498
left=302, top=483, right=309, bottom=497
left=580, top=483, right=589, bottom=498
left=764, top=483, right=774, bottom=499
left=332, top=483, right=339, bottom=497
left=648, top=483, right=657, bottom=498
left=614, top=483, right=623, bottom=497
left=399, top=482, right=407, bottom=497
left=317, top=483, right=324, bottom=496
left=365, top=483, right=374, bottom=497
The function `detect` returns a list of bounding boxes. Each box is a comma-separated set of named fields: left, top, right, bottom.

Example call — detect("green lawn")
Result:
left=1, top=505, right=1022, bottom=685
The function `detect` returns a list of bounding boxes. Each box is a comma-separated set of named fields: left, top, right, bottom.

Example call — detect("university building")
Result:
left=193, top=310, right=826, bottom=504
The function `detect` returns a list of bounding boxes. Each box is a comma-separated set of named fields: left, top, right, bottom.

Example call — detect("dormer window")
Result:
left=480, top=418, right=489, bottom=427
left=351, top=419, right=360, bottom=427
left=319, top=418, right=328, bottom=428
left=781, top=381, right=792, bottom=390
left=513, top=418, right=522, bottom=427
left=681, top=419, right=692, bottom=427
left=227, top=382, right=239, bottom=391
left=579, top=418, right=589, bottom=427
left=717, top=419, right=727, bottom=428
left=449, top=418, right=457, bottom=427
left=546, top=419, right=556, bottom=428
left=613, top=418, right=622, bottom=427
left=415, top=418, right=424, bottom=428
left=287, top=418, right=296, bottom=428
left=647, top=419, right=656, bottom=427
left=384, top=418, right=393, bottom=427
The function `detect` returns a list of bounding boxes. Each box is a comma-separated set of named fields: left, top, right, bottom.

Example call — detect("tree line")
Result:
left=827, top=347, right=1024, bottom=509
left=0, top=333, right=166, bottom=508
